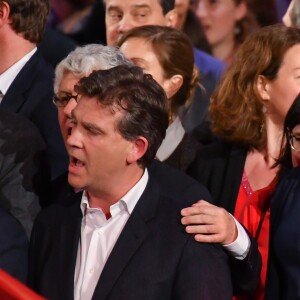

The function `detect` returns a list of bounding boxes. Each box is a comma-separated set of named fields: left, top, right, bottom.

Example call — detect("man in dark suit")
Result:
left=0, top=0, right=68, bottom=179
left=29, top=65, right=232, bottom=300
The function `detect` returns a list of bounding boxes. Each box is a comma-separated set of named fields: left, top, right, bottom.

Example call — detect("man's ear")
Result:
left=165, top=9, right=178, bottom=28
left=256, top=75, right=271, bottom=101
left=163, top=74, right=183, bottom=100
left=127, top=137, right=148, bottom=164
left=0, top=1, right=10, bottom=27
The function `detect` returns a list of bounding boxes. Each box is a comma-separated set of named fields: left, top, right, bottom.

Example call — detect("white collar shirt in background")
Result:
left=0, top=48, right=37, bottom=102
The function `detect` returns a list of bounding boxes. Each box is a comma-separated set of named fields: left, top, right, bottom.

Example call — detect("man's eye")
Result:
left=109, top=11, right=122, bottom=21
left=133, top=9, right=149, bottom=21
left=61, top=96, right=71, bottom=102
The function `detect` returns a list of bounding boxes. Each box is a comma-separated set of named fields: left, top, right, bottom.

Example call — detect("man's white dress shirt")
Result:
left=74, top=170, right=148, bottom=300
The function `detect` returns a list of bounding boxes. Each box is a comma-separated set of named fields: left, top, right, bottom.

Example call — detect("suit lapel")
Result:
left=57, top=193, right=83, bottom=299
left=219, top=145, right=247, bottom=214
left=92, top=176, right=159, bottom=300
left=1, top=52, right=42, bottom=112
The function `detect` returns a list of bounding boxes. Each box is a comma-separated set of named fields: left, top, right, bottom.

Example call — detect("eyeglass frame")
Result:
left=288, top=132, right=300, bottom=152
left=52, top=93, right=80, bottom=107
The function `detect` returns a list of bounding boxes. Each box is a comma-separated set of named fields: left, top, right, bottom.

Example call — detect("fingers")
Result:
left=181, top=202, right=238, bottom=245
left=194, top=233, right=225, bottom=243
left=181, top=213, right=215, bottom=225
left=185, top=224, right=219, bottom=235
left=186, top=223, right=229, bottom=243
left=181, top=200, right=217, bottom=218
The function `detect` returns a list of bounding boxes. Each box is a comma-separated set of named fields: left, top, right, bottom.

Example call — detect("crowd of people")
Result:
left=0, top=0, right=300, bottom=299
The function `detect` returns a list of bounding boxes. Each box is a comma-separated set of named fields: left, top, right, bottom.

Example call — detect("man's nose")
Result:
left=118, top=14, right=134, bottom=34
left=67, top=126, right=82, bottom=149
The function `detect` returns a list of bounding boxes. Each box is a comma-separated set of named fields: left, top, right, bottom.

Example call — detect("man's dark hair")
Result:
left=75, top=65, right=169, bottom=167
left=160, top=0, right=175, bottom=15
left=3, top=0, right=49, bottom=43
left=103, top=0, right=174, bottom=15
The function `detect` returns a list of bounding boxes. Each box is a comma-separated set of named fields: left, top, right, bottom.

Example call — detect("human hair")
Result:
left=276, top=94, right=300, bottom=176
left=54, top=44, right=133, bottom=94
left=102, top=0, right=174, bottom=15
left=160, top=0, right=175, bottom=14
left=118, top=25, right=198, bottom=115
left=234, top=0, right=259, bottom=45
left=2, top=0, right=49, bottom=43
left=210, top=24, right=300, bottom=150
left=290, top=0, right=300, bottom=27
left=74, top=65, right=169, bottom=167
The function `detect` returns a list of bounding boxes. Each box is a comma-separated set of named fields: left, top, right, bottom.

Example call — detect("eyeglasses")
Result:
left=288, top=133, right=300, bottom=152
left=52, top=92, right=80, bottom=107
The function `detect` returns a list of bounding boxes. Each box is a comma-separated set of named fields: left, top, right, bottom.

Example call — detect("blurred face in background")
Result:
left=105, top=0, right=177, bottom=45
left=56, top=72, right=80, bottom=144
left=258, top=44, right=300, bottom=126
left=120, top=36, right=182, bottom=103
left=175, top=0, right=189, bottom=30
left=191, top=0, right=246, bottom=49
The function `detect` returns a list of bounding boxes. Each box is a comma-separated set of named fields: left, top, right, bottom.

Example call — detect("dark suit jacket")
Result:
left=265, top=167, right=300, bottom=300
left=164, top=133, right=202, bottom=172
left=38, top=27, right=77, bottom=68
left=29, top=164, right=232, bottom=300
left=0, top=109, right=50, bottom=236
left=1, top=51, right=68, bottom=180
left=0, top=207, right=28, bottom=283
left=188, top=140, right=262, bottom=295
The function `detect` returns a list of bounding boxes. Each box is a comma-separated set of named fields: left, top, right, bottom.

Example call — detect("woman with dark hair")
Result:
left=190, top=0, right=259, bottom=64
left=118, top=25, right=202, bottom=172
left=264, top=93, right=300, bottom=299
left=182, top=24, right=300, bottom=300
left=276, top=94, right=300, bottom=174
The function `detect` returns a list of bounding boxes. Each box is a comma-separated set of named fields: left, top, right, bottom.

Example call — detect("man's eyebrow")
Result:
left=132, top=4, right=151, bottom=9
left=107, top=5, right=122, bottom=12
left=107, top=3, right=151, bottom=11
left=82, top=121, right=105, bottom=134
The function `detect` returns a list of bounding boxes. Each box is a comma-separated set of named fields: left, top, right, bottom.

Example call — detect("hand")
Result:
left=181, top=200, right=237, bottom=245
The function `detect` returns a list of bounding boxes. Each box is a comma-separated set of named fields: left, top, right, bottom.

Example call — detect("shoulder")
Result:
left=0, top=109, right=43, bottom=141
left=271, top=166, right=300, bottom=212
left=193, top=48, right=226, bottom=81
left=192, top=140, right=235, bottom=161
left=192, top=140, right=247, bottom=163
left=34, top=193, right=82, bottom=227
left=273, top=166, right=300, bottom=199
left=148, top=160, right=212, bottom=204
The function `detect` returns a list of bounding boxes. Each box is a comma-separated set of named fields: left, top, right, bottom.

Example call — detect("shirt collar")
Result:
left=80, top=169, right=149, bottom=216
left=0, top=47, right=37, bottom=95
left=156, top=116, right=185, bottom=161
